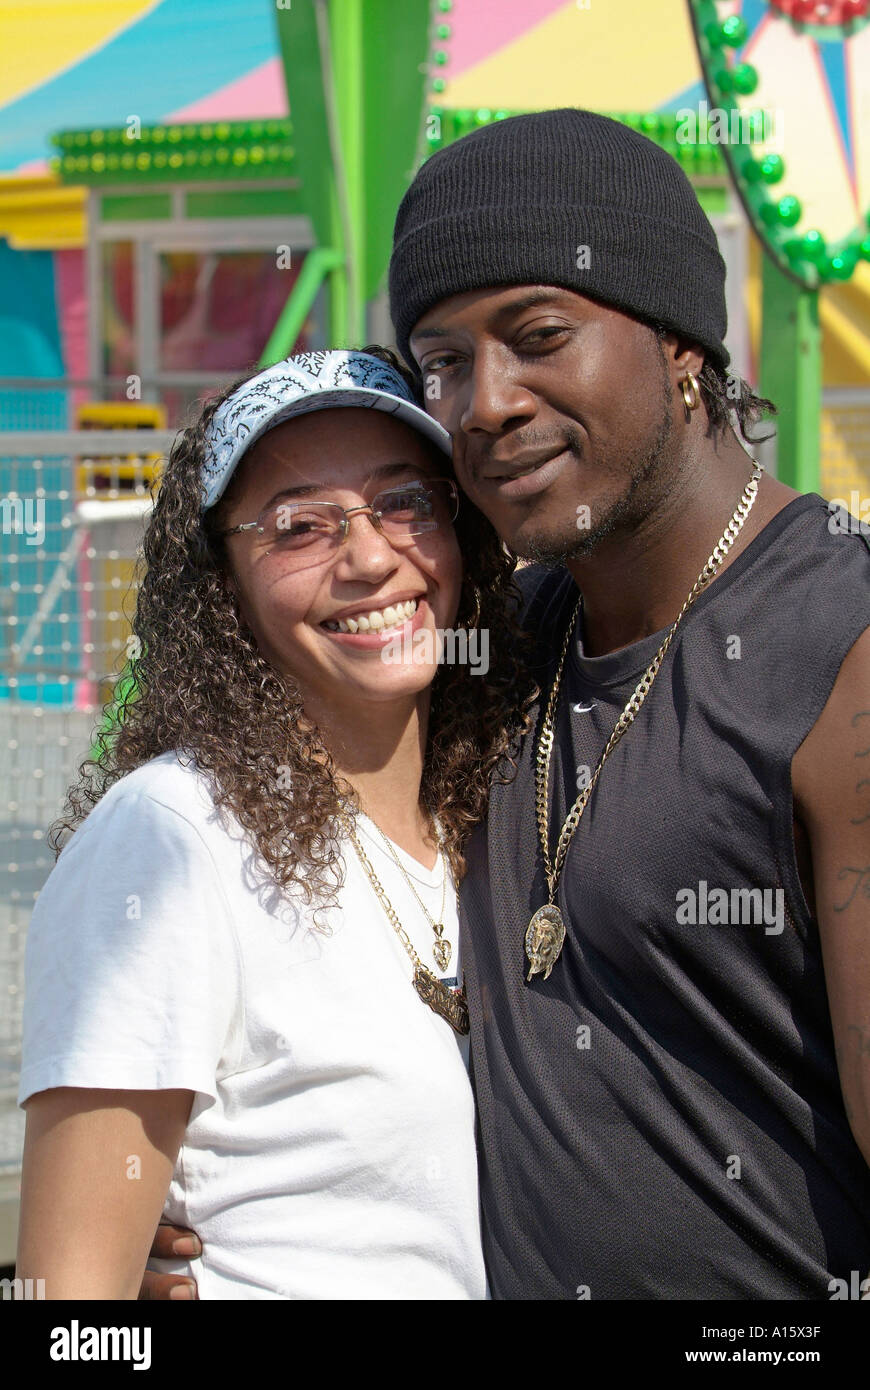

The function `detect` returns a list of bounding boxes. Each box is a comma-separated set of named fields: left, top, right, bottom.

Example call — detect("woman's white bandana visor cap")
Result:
left=200, top=350, right=452, bottom=512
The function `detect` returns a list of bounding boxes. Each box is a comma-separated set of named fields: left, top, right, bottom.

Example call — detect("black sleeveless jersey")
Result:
left=461, top=493, right=870, bottom=1299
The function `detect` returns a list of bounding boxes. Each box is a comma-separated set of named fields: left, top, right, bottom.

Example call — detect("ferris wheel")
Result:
left=687, top=0, right=870, bottom=285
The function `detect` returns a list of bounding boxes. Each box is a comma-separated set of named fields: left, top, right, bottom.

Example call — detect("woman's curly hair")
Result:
left=48, top=346, right=538, bottom=907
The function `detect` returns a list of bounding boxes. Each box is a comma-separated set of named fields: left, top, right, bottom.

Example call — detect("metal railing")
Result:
left=0, top=375, right=236, bottom=433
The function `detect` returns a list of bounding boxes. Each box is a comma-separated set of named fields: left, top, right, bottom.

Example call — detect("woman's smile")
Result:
left=319, top=594, right=428, bottom=647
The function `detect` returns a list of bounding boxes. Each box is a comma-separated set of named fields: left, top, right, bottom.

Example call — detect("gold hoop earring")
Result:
left=681, top=371, right=701, bottom=420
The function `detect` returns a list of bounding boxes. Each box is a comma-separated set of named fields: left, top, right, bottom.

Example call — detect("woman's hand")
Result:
left=16, top=1087, right=193, bottom=1300
left=139, top=1223, right=201, bottom=1299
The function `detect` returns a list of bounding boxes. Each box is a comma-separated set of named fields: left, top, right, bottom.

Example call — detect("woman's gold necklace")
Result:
left=343, top=817, right=470, bottom=1035
left=367, top=816, right=452, bottom=971
left=527, top=463, right=763, bottom=983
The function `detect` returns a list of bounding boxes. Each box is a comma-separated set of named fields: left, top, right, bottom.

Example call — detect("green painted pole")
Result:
left=258, top=247, right=344, bottom=367
left=273, top=0, right=431, bottom=347
left=329, top=0, right=365, bottom=345
left=273, top=3, right=350, bottom=344
left=759, top=251, right=821, bottom=495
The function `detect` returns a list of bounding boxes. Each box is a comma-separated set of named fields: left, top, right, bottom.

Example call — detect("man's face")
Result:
left=408, top=286, right=679, bottom=563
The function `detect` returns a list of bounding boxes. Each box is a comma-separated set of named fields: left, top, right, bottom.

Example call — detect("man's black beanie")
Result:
left=389, top=107, right=729, bottom=371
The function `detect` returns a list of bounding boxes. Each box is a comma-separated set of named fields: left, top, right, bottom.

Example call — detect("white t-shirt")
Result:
left=18, top=750, right=485, bottom=1300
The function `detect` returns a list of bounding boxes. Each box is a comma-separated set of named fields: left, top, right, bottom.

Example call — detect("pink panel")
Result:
left=444, top=0, right=570, bottom=78
left=54, top=247, right=94, bottom=710
left=11, top=157, right=50, bottom=175
left=55, top=248, right=88, bottom=380
left=165, top=57, right=288, bottom=123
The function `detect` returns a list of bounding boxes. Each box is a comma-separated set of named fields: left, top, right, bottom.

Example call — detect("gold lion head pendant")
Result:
left=525, top=904, right=566, bottom=982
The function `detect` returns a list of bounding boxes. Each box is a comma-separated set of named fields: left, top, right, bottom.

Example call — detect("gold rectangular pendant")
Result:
left=413, top=966, right=470, bottom=1035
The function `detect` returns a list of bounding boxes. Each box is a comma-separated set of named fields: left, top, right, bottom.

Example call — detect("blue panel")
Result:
left=816, top=42, right=852, bottom=173
left=657, top=79, right=706, bottom=114
left=0, top=0, right=280, bottom=169
left=0, top=239, right=65, bottom=428
left=0, top=240, right=76, bottom=700
left=737, top=0, right=770, bottom=52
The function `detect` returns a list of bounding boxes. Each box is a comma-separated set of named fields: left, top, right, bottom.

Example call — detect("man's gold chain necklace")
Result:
left=526, top=462, right=764, bottom=983
left=343, top=817, right=470, bottom=1035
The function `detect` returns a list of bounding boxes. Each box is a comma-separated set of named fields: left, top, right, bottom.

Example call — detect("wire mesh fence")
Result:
left=0, top=431, right=172, bottom=1242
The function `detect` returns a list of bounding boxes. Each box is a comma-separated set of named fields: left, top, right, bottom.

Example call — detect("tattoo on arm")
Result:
left=851, top=713, right=870, bottom=824
left=834, top=865, right=870, bottom=912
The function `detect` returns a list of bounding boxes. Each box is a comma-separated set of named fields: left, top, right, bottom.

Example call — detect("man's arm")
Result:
left=792, top=624, right=870, bottom=1166
left=17, top=1087, right=192, bottom=1299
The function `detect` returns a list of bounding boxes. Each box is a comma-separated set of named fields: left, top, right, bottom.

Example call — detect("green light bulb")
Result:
left=733, top=64, right=758, bottom=96
left=826, top=251, right=857, bottom=281
left=802, top=230, right=826, bottom=262
left=777, top=195, right=802, bottom=227
left=722, top=16, right=748, bottom=46
left=760, top=154, right=785, bottom=184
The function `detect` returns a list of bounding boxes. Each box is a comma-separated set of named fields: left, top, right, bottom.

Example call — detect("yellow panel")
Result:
left=0, top=173, right=85, bottom=248
left=821, top=405, right=870, bottom=510
left=441, top=0, right=699, bottom=113
left=98, top=554, right=137, bottom=709
left=76, top=401, right=166, bottom=428
left=0, top=0, right=159, bottom=109
left=820, top=264, right=870, bottom=388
